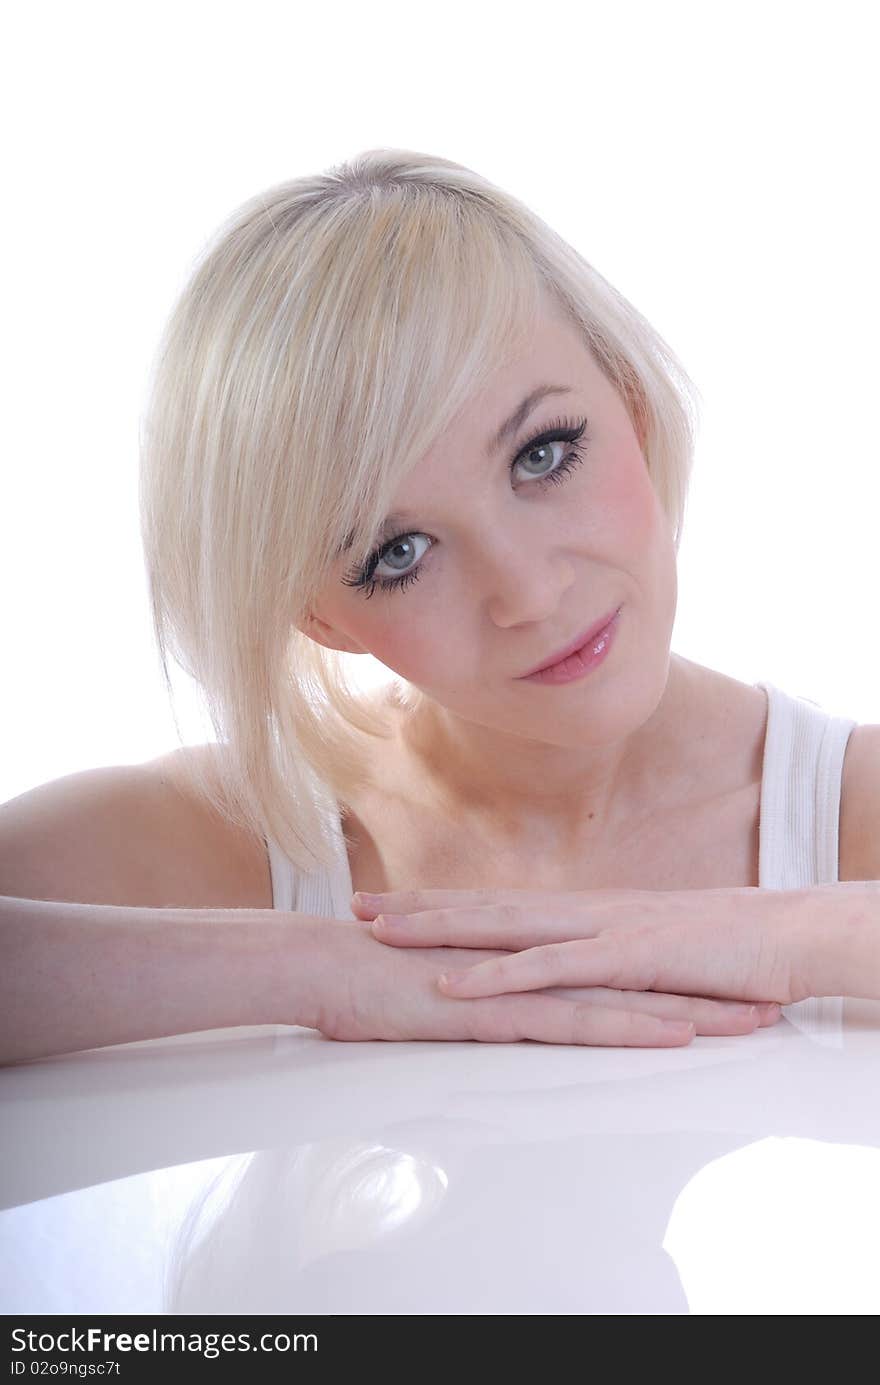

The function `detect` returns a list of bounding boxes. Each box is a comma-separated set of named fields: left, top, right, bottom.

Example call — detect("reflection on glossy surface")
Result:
left=665, top=1137, right=880, bottom=1314
left=289, top=1142, right=449, bottom=1259
left=168, top=1142, right=449, bottom=1314
left=2, top=997, right=880, bottom=1314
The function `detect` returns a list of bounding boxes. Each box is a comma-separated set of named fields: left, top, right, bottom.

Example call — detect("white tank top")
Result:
left=264, top=681, right=859, bottom=1040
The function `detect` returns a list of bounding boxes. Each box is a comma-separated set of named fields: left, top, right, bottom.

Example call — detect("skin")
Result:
left=299, top=293, right=698, bottom=863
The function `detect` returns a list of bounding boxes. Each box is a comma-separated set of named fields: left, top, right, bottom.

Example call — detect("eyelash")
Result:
left=341, top=414, right=590, bottom=599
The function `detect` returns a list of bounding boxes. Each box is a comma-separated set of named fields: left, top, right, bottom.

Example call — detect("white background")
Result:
left=2, top=0, right=877, bottom=804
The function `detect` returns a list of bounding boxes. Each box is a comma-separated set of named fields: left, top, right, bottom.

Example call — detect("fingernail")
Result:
left=354, top=892, right=382, bottom=907
left=438, top=970, right=467, bottom=988
left=374, top=914, right=406, bottom=929
left=733, top=1004, right=758, bottom=1016
left=760, top=1002, right=783, bottom=1019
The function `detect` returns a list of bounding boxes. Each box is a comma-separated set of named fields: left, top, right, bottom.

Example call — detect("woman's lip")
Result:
left=516, top=605, right=622, bottom=678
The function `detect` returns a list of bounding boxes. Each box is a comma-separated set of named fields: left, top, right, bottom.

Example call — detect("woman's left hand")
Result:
left=351, top=885, right=816, bottom=1006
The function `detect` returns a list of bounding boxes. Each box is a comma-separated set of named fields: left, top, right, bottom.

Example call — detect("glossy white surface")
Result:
left=3, top=1000, right=880, bottom=1316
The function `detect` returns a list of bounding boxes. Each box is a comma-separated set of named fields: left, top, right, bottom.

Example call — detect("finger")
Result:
left=351, top=887, right=601, bottom=919
left=540, top=986, right=780, bottom=1035
left=440, top=938, right=648, bottom=997
left=353, top=889, right=537, bottom=919
left=370, top=904, right=598, bottom=949
left=463, top=992, right=695, bottom=1048
left=756, top=1002, right=784, bottom=1026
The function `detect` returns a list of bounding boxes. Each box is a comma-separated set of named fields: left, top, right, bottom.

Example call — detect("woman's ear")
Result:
left=296, top=612, right=371, bottom=657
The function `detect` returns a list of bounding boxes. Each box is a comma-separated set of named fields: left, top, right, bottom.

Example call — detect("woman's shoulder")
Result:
left=0, top=745, right=273, bottom=910
left=149, top=743, right=275, bottom=909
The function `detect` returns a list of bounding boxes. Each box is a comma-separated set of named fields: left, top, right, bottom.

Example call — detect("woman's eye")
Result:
left=366, top=533, right=431, bottom=590
left=513, top=436, right=572, bottom=480
left=341, top=415, right=589, bottom=598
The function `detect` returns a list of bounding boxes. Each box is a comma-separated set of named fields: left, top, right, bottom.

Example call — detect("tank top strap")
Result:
left=755, top=680, right=859, bottom=1046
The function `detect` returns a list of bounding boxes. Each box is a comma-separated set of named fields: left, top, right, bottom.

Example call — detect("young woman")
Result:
left=2, top=148, right=878, bottom=1066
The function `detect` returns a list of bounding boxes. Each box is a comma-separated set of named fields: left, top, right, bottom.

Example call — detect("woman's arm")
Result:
left=3, top=892, right=789, bottom=1065
left=354, top=880, right=880, bottom=1007
left=0, top=895, right=326, bottom=1066
left=799, top=880, right=880, bottom=999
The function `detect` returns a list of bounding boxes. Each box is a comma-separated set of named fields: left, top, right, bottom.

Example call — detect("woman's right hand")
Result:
left=305, top=919, right=781, bottom=1048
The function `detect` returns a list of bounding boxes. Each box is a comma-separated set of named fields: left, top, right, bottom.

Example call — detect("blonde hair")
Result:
left=138, top=147, right=701, bottom=877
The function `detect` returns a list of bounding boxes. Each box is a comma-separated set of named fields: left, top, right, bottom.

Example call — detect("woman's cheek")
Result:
left=594, top=452, right=663, bottom=556
left=360, top=610, right=447, bottom=681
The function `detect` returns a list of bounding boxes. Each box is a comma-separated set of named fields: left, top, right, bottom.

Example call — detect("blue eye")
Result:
left=341, top=415, right=589, bottom=599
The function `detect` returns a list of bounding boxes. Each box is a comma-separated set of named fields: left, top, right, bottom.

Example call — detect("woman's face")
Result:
left=302, top=301, right=679, bottom=751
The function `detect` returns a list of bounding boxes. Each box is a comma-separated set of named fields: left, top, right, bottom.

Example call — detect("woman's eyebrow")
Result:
left=334, top=382, right=574, bottom=557
left=485, top=383, right=574, bottom=457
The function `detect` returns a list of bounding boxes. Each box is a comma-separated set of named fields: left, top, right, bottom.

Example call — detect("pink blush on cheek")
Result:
left=593, top=448, right=659, bottom=551
left=363, top=627, right=442, bottom=684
